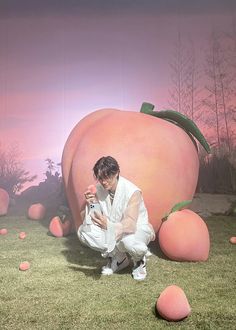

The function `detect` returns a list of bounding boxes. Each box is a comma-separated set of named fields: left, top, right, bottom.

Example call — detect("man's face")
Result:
left=97, top=173, right=119, bottom=191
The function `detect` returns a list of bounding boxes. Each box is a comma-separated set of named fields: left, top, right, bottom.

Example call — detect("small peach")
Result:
left=19, top=232, right=26, bottom=239
left=19, top=261, right=30, bottom=271
left=49, top=216, right=63, bottom=237
left=28, top=203, right=46, bottom=220
left=87, top=184, right=97, bottom=194
left=0, top=228, right=8, bottom=235
left=229, top=236, right=236, bottom=244
left=156, top=285, right=191, bottom=321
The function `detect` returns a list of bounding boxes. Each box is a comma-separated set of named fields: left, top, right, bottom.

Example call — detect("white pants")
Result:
left=116, top=224, right=155, bottom=261
left=78, top=223, right=109, bottom=253
left=78, top=222, right=155, bottom=262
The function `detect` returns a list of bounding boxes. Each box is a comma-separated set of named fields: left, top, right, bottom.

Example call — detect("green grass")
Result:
left=0, top=215, right=236, bottom=330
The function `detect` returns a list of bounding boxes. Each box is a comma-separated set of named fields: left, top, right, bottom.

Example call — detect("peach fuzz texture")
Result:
left=0, top=188, right=10, bottom=216
left=62, top=109, right=199, bottom=232
left=156, top=285, right=191, bottom=321
left=158, top=209, right=210, bottom=261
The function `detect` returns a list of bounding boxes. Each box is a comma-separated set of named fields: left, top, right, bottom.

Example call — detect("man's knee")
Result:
left=118, top=237, right=148, bottom=259
left=77, top=225, right=87, bottom=246
left=77, top=224, right=108, bottom=253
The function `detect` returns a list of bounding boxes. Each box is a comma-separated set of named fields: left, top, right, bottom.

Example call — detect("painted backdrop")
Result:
left=0, top=0, right=236, bottom=189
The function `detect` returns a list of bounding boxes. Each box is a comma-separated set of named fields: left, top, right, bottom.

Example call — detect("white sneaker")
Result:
left=101, top=253, right=130, bottom=275
left=132, top=256, right=147, bottom=281
left=145, top=249, right=152, bottom=258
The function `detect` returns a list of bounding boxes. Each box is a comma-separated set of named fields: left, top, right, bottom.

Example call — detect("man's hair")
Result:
left=93, top=156, right=120, bottom=180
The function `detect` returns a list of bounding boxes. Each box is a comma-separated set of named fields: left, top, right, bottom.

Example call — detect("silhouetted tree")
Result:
left=0, top=142, right=37, bottom=196
left=203, top=31, right=222, bottom=149
left=44, top=158, right=61, bottom=179
left=185, top=39, right=202, bottom=122
left=168, top=32, right=203, bottom=124
left=168, top=31, right=189, bottom=114
left=224, top=17, right=236, bottom=128
left=204, top=30, right=235, bottom=151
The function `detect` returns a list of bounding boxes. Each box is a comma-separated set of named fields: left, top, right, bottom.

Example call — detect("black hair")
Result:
left=93, top=156, right=120, bottom=180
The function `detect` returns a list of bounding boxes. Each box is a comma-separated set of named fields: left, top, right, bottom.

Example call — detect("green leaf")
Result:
left=140, top=102, right=155, bottom=113
left=170, top=200, right=192, bottom=213
left=140, top=102, right=211, bottom=154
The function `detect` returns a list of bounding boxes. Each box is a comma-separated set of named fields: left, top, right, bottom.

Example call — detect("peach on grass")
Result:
left=28, top=203, right=46, bottom=220
left=158, top=209, right=210, bottom=261
left=229, top=236, right=236, bottom=244
left=19, top=261, right=30, bottom=271
left=19, top=232, right=26, bottom=239
left=0, top=228, right=8, bottom=235
left=156, top=285, right=191, bottom=321
left=0, top=188, right=9, bottom=216
left=49, top=216, right=63, bottom=237
left=49, top=216, right=72, bottom=237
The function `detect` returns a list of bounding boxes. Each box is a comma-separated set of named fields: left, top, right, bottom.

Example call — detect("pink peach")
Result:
left=156, top=285, right=191, bottom=321
left=19, top=261, right=30, bottom=271
left=28, top=203, right=46, bottom=220
left=87, top=184, right=97, bottom=195
left=229, top=236, right=236, bottom=244
left=158, top=209, right=210, bottom=261
left=0, top=228, right=8, bottom=235
left=0, top=188, right=9, bottom=216
left=49, top=216, right=63, bottom=237
left=19, top=232, right=26, bottom=239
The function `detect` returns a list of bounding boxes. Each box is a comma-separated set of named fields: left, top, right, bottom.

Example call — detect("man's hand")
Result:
left=84, top=190, right=96, bottom=204
left=91, top=211, right=107, bottom=229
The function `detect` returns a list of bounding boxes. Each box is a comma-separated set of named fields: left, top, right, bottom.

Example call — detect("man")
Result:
left=78, top=156, right=155, bottom=280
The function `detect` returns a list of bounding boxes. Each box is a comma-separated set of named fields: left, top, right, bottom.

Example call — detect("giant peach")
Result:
left=62, top=104, right=207, bottom=233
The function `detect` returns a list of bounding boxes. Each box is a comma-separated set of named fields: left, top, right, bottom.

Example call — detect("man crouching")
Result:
left=78, top=156, right=155, bottom=281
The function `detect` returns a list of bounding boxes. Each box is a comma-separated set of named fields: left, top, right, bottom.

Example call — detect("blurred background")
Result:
left=0, top=0, right=236, bottom=196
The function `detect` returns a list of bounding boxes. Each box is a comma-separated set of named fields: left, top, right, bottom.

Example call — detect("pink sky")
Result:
left=0, top=1, right=235, bottom=188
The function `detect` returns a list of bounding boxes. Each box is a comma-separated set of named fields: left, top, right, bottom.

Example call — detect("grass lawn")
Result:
left=0, top=214, right=235, bottom=330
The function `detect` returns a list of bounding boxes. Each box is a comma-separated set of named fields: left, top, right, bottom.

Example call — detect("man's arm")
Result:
left=114, top=190, right=142, bottom=240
